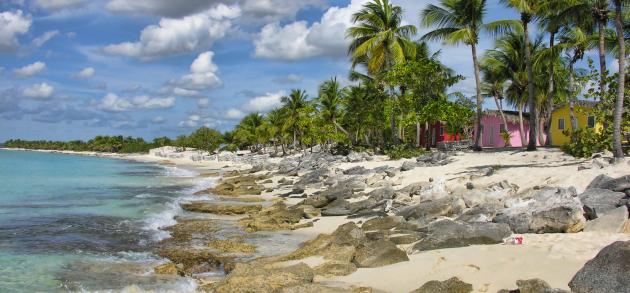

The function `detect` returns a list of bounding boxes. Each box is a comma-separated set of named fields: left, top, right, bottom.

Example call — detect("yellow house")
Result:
left=550, top=100, right=603, bottom=146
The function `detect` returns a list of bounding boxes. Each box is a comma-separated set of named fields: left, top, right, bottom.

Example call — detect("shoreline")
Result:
left=3, top=147, right=630, bottom=292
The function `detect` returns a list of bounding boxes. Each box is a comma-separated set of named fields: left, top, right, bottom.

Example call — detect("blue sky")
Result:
left=0, top=0, right=602, bottom=141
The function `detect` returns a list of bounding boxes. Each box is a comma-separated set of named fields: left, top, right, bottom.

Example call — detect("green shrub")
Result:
left=385, top=145, right=425, bottom=160
left=561, top=128, right=611, bottom=158
left=500, top=131, right=512, bottom=147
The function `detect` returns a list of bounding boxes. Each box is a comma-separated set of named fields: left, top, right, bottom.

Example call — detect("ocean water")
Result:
left=0, top=149, right=210, bottom=292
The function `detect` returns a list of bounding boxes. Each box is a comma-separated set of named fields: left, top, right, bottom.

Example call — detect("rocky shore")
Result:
left=62, top=146, right=630, bottom=292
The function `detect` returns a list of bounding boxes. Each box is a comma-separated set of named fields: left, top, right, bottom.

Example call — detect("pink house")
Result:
left=478, top=110, right=532, bottom=148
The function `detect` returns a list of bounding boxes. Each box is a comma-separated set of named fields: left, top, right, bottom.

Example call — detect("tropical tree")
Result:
left=612, top=0, right=627, bottom=159
left=481, top=63, right=510, bottom=131
left=500, top=0, right=546, bottom=150
left=347, top=0, right=417, bottom=144
left=317, top=77, right=352, bottom=142
left=559, top=0, right=611, bottom=98
left=281, top=89, right=309, bottom=149
left=421, top=0, right=513, bottom=151
left=234, top=113, right=265, bottom=151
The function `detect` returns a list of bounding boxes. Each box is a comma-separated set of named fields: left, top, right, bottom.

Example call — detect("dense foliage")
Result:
left=4, top=127, right=224, bottom=154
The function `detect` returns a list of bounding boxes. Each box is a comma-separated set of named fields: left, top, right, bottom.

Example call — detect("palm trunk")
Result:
left=518, top=104, right=526, bottom=146
left=544, top=31, right=556, bottom=146
left=416, top=122, right=421, bottom=147
left=293, top=130, right=297, bottom=150
left=493, top=94, right=509, bottom=130
left=569, top=62, right=578, bottom=133
left=612, top=0, right=626, bottom=159
left=523, top=15, right=538, bottom=151
left=425, top=122, right=431, bottom=151
left=471, top=42, right=484, bottom=151
left=597, top=17, right=608, bottom=96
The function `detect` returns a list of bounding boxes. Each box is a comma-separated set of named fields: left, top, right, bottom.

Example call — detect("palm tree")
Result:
left=500, top=0, right=546, bottom=151
left=559, top=0, right=610, bottom=98
left=421, top=0, right=513, bottom=151
left=483, top=31, right=544, bottom=146
left=281, top=89, right=309, bottom=149
left=235, top=113, right=265, bottom=152
left=317, top=77, right=352, bottom=142
left=347, top=0, right=416, bottom=144
left=612, top=0, right=626, bottom=159
left=266, top=108, right=287, bottom=155
left=481, top=63, right=510, bottom=131
left=557, top=26, right=594, bottom=131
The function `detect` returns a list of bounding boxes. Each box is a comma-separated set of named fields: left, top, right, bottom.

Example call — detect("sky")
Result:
left=0, top=0, right=578, bottom=141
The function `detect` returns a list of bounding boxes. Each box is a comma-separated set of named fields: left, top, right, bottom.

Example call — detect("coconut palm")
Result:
left=558, top=0, right=611, bottom=98
left=612, top=0, right=627, bottom=159
left=421, top=0, right=515, bottom=151
left=317, top=77, right=352, bottom=141
left=281, top=89, right=309, bottom=149
left=234, top=113, right=265, bottom=152
left=500, top=0, right=547, bottom=151
left=481, top=63, right=510, bottom=130
left=347, top=0, right=417, bottom=144
left=483, top=31, right=545, bottom=145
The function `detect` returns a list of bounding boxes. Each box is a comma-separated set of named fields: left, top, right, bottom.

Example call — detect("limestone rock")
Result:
left=153, top=263, right=180, bottom=275
left=361, top=216, right=405, bottom=231
left=401, top=161, right=417, bottom=172
left=409, top=277, right=473, bottom=293
left=208, top=239, right=256, bottom=253
left=353, top=239, right=409, bottom=268
left=213, top=263, right=315, bottom=293
left=495, top=188, right=586, bottom=233
left=397, top=197, right=459, bottom=221
left=569, top=240, right=630, bottom=293
left=579, top=188, right=628, bottom=219
left=180, top=201, right=262, bottom=215
left=412, top=219, right=511, bottom=252
left=584, top=206, right=629, bottom=233
left=314, top=261, right=357, bottom=276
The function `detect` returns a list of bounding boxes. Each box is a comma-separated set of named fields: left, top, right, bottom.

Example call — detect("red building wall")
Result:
left=419, top=122, right=461, bottom=147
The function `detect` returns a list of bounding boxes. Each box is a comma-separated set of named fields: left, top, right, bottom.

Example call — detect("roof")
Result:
left=484, top=109, right=530, bottom=123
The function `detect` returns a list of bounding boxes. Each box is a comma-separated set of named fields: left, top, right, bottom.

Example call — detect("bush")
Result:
left=500, top=131, right=512, bottom=147
left=561, top=128, right=611, bottom=158
left=385, top=144, right=425, bottom=160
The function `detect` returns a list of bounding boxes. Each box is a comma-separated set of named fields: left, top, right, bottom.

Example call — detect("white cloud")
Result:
left=96, top=93, right=175, bottom=112
left=178, top=114, right=203, bottom=128
left=253, top=0, right=366, bottom=60
left=0, top=10, right=32, bottom=51
left=173, top=87, right=200, bottom=97
left=97, top=93, right=133, bottom=112
left=77, top=67, right=95, bottom=78
left=132, top=95, right=176, bottom=109
left=32, top=30, right=59, bottom=47
left=105, top=0, right=222, bottom=18
left=197, top=97, right=210, bottom=108
left=34, top=0, right=86, bottom=10
left=242, top=91, right=284, bottom=112
left=174, top=51, right=222, bottom=90
left=226, top=108, right=245, bottom=119
left=152, top=116, right=166, bottom=123
left=22, top=83, right=54, bottom=99
left=274, top=73, right=303, bottom=84
left=103, top=4, right=240, bottom=59
left=14, top=61, right=46, bottom=77
left=240, top=0, right=325, bottom=23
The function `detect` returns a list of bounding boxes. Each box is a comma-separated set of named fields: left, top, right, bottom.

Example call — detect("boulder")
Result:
left=456, top=202, right=503, bottom=223
left=321, top=199, right=353, bottom=216
left=401, top=161, right=417, bottom=172
left=343, top=166, right=371, bottom=175
left=498, top=279, right=570, bottom=293
left=331, top=222, right=367, bottom=247
left=156, top=248, right=229, bottom=275
left=584, top=206, right=629, bottom=233
left=412, top=219, right=511, bottom=252
left=569, top=240, right=630, bottom=293
left=586, top=174, right=615, bottom=190
left=397, top=197, right=460, bottom=221
left=313, top=261, right=357, bottom=276
left=180, top=202, right=262, bottom=215
left=367, top=187, right=397, bottom=202
left=579, top=188, right=628, bottom=219
left=399, top=182, right=429, bottom=197
left=213, top=262, right=315, bottom=293
left=361, top=216, right=405, bottom=231
left=239, top=203, right=305, bottom=232
left=495, top=188, right=586, bottom=233
left=303, top=194, right=333, bottom=208
left=353, top=239, right=409, bottom=268
left=153, top=262, right=180, bottom=275
left=347, top=151, right=366, bottom=162
left=409, top=277, right=473, bottom=293
left=593, top=175, right=630, bottom=193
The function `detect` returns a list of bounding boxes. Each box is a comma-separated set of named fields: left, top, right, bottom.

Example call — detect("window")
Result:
left=500, top=124, right=507, bottom=133
left=439, top=126, right=444, bottom=136
left=587, top=116, right=596, bottom=128
left=558, top=118, right=565, bottom=130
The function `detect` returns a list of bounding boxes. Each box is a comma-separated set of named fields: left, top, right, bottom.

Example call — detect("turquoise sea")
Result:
left=0, top=149, right=210, bottom=292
